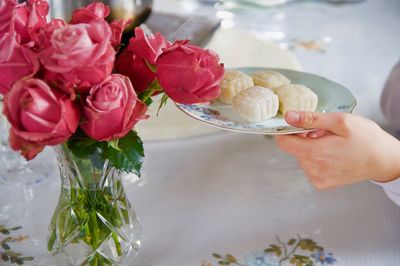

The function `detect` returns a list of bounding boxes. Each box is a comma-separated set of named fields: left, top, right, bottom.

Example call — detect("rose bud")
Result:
left=156, top=41, right=224, bottom=104
left=3, top=78, right=80, bottom=159
left=81, top=74, right=148, bottom=141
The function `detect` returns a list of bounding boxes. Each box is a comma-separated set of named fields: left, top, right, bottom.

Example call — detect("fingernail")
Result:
left=286, top=111, right=300, bottom=123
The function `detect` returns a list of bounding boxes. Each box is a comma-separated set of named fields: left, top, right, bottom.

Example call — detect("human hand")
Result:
left=276, top=111, right=400, bottom=189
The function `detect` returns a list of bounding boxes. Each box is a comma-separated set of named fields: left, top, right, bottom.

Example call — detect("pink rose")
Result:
left=115, top=49, right=156, bottom=94
left=39, top=21, right=115, bottom=93
left=0, top=0, right=16, bottom=38
left=69, top=2, right=130, bottom=49
left=156, top=41, right=224, bottom=104
left=0, top=32, right=39, bottom=95
left=128, top=28, right=171, bottom=65
left=81, top=74, right=148, bottom=141
left=8, top=131, right=45, bottom=160
left=3, top=78, right=80, bottom=159
left=70, top=2, right=110, bottom=24
left=115, top=28, right=171, bottom=94
left=30, top=19, right=66, bottom=50
left=0, top=0, right=48, bottom=44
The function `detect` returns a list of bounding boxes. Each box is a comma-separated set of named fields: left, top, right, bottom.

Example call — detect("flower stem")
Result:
left=90, top=212, right=99, bottom=248
left=112, top=232, right=122, bottom=256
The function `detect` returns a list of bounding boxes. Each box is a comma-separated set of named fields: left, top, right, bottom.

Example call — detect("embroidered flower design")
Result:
left=311, top=250, right=337, bottom=265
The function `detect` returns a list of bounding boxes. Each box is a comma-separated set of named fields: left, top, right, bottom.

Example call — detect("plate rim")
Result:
left=175, top=67, right=357, bottom=135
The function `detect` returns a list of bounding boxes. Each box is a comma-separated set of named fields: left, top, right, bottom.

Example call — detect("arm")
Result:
left=381, top=60, right=400, bottom=132
left=276, top=111, right=400, bottom=196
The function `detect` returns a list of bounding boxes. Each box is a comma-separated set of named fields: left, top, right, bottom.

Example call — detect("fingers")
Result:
left=285, top=111, right=349, bottom=136
left=275, top=135, right=315, bottom=158
left=298, top=160, right=331, bottom=190
left=276, top=135, right=337, bottom=189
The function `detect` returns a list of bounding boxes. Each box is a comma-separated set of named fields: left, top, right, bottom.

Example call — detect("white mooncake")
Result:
left=233, top=86, right=279, bottom=123
left=274, top=84, right=318, bottom=114
left=218, top=70, right=254, bottom=104
left=251, top=70, right=290, bottom=90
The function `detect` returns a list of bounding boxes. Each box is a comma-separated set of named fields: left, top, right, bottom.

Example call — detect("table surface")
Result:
left=1, top=0, right=400, bottom=266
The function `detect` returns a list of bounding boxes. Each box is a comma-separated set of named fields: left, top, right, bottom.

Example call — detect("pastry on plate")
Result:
left=219, top=70, right=254, bottom=104
left=233, top=86, right=279, bottom=122
left=274, top=84, right=318, bottom=114
left=251, top=70, right=290, bottom=91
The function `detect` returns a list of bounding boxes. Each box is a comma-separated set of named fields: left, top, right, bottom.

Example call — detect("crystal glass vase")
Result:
left=48, top=144, right=141, bottom=266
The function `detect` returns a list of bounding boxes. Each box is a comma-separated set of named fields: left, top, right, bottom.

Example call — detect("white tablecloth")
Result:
left=1, top=0, right=400, bottom=265
left=1, top=134, right=400, bottom=266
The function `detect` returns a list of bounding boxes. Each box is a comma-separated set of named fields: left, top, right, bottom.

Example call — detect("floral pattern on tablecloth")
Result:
left=202, top=235, right=337, bottom=266
left=0, top=224, right=34, bottom=265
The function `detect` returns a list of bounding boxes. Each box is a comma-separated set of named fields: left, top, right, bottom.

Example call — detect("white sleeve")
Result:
left=372, top=178, right=400, bottom=206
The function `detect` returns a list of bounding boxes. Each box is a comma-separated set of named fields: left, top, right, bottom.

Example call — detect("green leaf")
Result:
left=293, top=254, right=313, bottom=265
left=294, top=255, right=309, bottom=260
left=267, top=244, right=282, bottom=257
left=270, top=244, right=280, bottom=249
left=108, top=140, right=121, bottom=151
left=144, top=97, right=153, bottom=106
left=299, top=240, right=311, bottom=250
left=138, top=78, right=163, bottom=105
left=212, top=253, right=222, bottom=259
left=157, top=94, right=169, bottom=116
left=144, top=59, right=157, bottom=73
left=290, top=257, right=297, bottom=264
left=276, top=249, right=282, bottom=257
left=1, top=243, right=10, bottom=250
left=298, top=239, right=319, bottom=251
left=0, top=229, right=10, bottom=235
left=16, top=258, right=24, bottom=265
left=139, top=88, right=156, bottom=103
left=288, top=238, right=296, bottom=245
left=226, top=254, right=237, bottom=263
left=10, top=226, right=22, bottom=231
left=20, top=257, right=34, bottom=261
left=218, top=261, right=230, bottom=265
left=66, top=129, right=99, bottom=158
left=1, top=254, right=9, bottom=261
left=101, top=131, right=144, bottom=175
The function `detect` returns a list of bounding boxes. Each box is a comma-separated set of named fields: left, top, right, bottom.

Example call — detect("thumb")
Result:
left=285, top=111, right=348, bottom=136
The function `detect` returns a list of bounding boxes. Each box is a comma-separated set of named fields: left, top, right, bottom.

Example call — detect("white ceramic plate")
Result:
left=176, top=67, right=356, bottom=135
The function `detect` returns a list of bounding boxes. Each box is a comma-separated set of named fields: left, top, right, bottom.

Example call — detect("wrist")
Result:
left=372, top=175, right=399, bottom=184
left=391, top=141, right=400, bottom=182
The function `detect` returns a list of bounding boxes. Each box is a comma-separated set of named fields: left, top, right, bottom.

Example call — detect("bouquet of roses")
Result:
left=0, top=0, right=224, bottom=175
